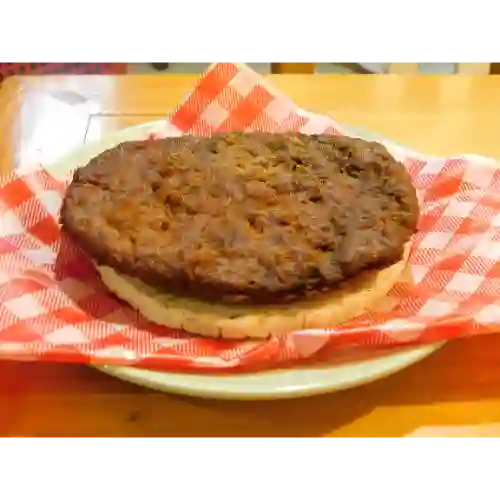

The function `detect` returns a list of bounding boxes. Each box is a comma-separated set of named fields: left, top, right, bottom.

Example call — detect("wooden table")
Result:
left=3, top=74, right=500, bottom=437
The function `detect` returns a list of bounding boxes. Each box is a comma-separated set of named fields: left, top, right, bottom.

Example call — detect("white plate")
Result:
left=51, top=121, right=443, bottom=400
left=96, top=343, right=443, bottom=400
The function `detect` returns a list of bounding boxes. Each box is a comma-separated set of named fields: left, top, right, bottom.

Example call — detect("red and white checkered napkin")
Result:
left=1, top=62, right=500, bottom=373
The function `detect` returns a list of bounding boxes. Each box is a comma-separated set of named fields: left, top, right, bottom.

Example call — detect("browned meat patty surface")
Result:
left=60, top=132, right=419, bottom=304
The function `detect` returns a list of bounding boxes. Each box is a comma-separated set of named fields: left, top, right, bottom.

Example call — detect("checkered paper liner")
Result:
left=1, top=62, right=500, bottom=373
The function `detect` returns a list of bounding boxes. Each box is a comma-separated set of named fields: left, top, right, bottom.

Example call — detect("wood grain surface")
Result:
left=2, top=74, right=500, bottom=437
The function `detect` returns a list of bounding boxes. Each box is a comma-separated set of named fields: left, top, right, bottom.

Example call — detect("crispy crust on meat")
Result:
left=61, top=133, right=419, bottom=305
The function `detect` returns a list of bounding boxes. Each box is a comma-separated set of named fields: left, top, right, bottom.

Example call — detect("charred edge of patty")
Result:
left=60, top=205, right=410, bottom=305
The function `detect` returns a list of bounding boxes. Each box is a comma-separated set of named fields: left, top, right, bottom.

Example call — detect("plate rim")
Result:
left=95, top=341, right=444, bottom=400
left=52, top=120, right=443, bottom=400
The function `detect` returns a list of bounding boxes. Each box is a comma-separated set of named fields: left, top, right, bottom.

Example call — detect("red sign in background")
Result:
left=0, top=60, right=127, bottom=82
